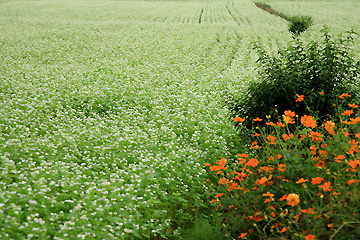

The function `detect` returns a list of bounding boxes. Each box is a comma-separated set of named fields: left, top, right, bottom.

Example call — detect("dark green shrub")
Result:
left=229, top=28, right=360, bottom=136
left=288, top=15, right=313, bottom=35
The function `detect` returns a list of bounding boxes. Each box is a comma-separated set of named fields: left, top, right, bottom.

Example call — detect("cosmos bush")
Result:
left=206, top=93, right=360, bottom=239
left=229, top=28, right=360, bottom=138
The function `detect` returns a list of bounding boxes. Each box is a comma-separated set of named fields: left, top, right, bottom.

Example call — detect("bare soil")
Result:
left=255, top=3, right=290, bottom=21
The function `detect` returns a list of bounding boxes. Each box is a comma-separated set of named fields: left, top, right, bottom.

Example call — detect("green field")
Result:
left=0, top=0, right=359, bottom=239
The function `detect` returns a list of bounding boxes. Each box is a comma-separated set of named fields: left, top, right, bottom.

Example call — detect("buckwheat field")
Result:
left=0, top=0, right=359, bottom=239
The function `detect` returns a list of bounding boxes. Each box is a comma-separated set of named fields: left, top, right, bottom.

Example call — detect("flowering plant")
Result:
left=206, top=93, right=360, bottom=239
left=229, top=29, right=360, bottom=136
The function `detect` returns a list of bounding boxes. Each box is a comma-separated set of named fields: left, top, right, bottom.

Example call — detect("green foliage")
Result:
left=288, top=15, right=313, bottom=35
left=180, top=217, right=224, bottom=240
left=230, top=28, right=360, bottom=136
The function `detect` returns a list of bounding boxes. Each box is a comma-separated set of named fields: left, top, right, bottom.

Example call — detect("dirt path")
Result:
left=255, top=3, right=290, bottom=21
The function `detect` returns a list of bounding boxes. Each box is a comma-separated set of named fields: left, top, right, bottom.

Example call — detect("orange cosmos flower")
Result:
left=287, top=193, right=300, bottom=206
left=342, top=129, right=350, bottom=137
left=314, top=159, right=325, bottom=168
left=238, top=153, right=248, bottom=158
left=271, top=212, right=276, bottom=217
left=306, top=207, right=316, bottom=214
left=263, top=192, right=275, bottom=203
left=256, top=177, right=267, bottom=186
left=339, top=93, right=351, bottom=99
left=256, top=175, right=272, bottom=186
left=300, top=209, right=309, bottom=214
left=219, top=177, right=230, bottom=185
left=238, top=233, right=247, bottom=238
left=267, top=135, right=276, bottom=144
left=301, top=115, right=317, bottom=128
left=253, top=117, right=263, bottom=121
left=348, top=160, right=359, bottom=168
left=348, top=103, right=359, bottom=108
left=301, top=209, right=309, bottom=214
left=215, top=193, right=224, bottom=198
left=346, top=139, right=359, bottom=154
left=309, top=131, right=322, bottom=141
left=347, top=179, right=359, bottom=185
left=318, top=150, right=327, bottom=156
left=283, top=110, right=296, bottom=123
left=266, top=122, right=275, bottom=126
left=320, top=92, right=324, bottom=95
left=253, top=211, right=262, bottom=221
left=218, top=158, right=227, bottom=167
left=228, top=182, right=241, bottom=192
left=335, top=155, right=345, bottom=163
left=277, top=122, right=285, bottom=127
left=253, top=133, right=261, bottom=137
left=216, top=202, right=221, bottom=211
left=246, top=158, right=259, bottom=167
left=341, top=110, right=354, bottom=115
left=296, top=178, right=308, bottom=184
left=310, top=145, right=316, bottom=155
left=251, top=141, right=261, bottom=149
left=259, top=166, right=274, bottom=173
left=296, top=94, right=304, bottom=102
left=279, top=194, right=287, bottom=201
left=311, top=177, right=323, bottom=185
left=284, top=110, right=296, bottom=117
left=283, top=115, right=295, bottom=124
left=209, top=165, right=223, bottom=172
left=263, top=192, right=274, bottom=197
left=350, top=117, right=360, bottom=124
left=283, top=110, right=295, bottom=124
left=275, top=223, right=284, bottom=229
left=278, top=164, right=286, bottom=172
left=324, top=121, right=336, bottom=135
left=238, top=159, right=247, bottom=165
left=319, top=181, right=331, bottom=192
left=349, top=138, right=359, bottom=145
left=341, top=120, right=352, bottom=125
left=233, top=116, right=245, bottom=122
left=282, top=133, right=294, bottom=141
left=305, top=234, right=316, bottom=240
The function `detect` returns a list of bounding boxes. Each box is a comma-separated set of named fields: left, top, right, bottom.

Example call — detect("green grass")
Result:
left=0, top=0, right=358, bottom=239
